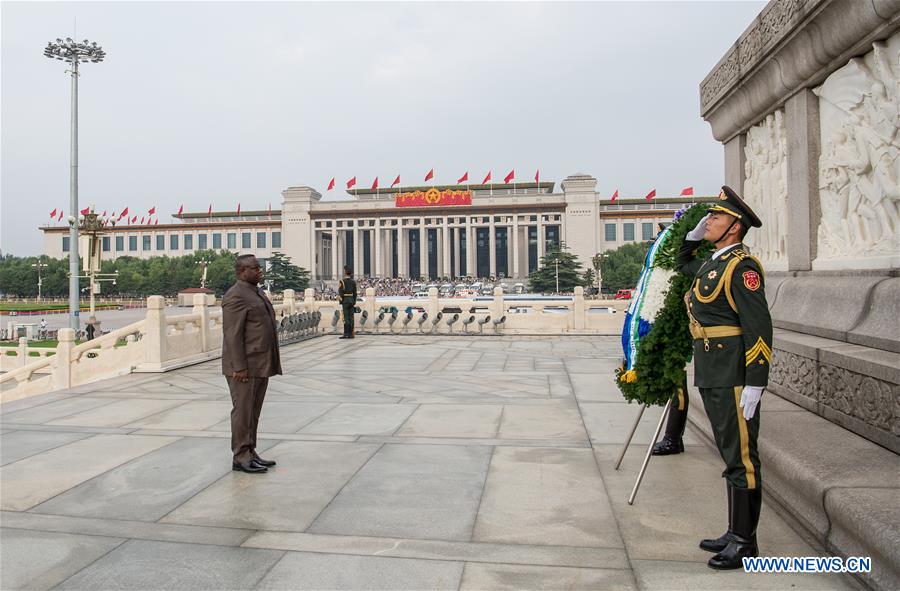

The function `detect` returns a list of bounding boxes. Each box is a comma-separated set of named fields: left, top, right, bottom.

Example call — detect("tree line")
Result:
left=0, top=251, right=309, bottom=298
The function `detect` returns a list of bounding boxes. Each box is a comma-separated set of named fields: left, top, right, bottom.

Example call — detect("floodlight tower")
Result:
left=43, top=37, right=106, bottom=330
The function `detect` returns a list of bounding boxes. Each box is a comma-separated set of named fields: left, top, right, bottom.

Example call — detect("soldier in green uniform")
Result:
left=338, top=265, right=357, bottom=339
left=677, top=186, right=772, bottom=570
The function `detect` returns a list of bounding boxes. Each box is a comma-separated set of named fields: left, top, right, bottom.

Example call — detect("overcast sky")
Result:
left=1, top=1, right=763, bottom=256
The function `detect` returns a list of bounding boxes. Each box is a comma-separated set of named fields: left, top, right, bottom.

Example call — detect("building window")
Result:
left=198, top=234, right=208, bottom=250
left=170, top=235, right=179, bottom=250
left=242, top=232, right=251, bottom=248
left=102, top=236, right=110, bottom=252
left=129, top=236, right=138, bottom=251
left=624, top=223, right=635, bottom=241
left=605, top=223, right=617, bottom=241
left=62, top=236, right=70, bottom=252
left=213, top=233, right=222, bottom=249
left=227, top=233, right=236, bottom=249
left=156, top=235, right=165, bottom=250
left=257, top=232, right=266, bottom=248
left=642, top=223, right=654, bottom=240
left=184, top=234, right=193, bottom=250
left=272, top=231, right=281, bottom=248
left=116, top=236, right=124, bottom=251
left=142, top=236, right=151, bottom=251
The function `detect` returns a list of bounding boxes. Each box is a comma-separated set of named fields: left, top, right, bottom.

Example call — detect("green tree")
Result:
left=527, top=243, right=585, bottom=293
left=266, top=252, right=309, bottom=291
left=596, top=242, right=651, bottom=294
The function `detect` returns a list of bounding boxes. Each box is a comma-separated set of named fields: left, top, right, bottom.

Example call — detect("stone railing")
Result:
left=283, top=286, right=627, bottom=335
left=0, top=339, right=57, bottom=372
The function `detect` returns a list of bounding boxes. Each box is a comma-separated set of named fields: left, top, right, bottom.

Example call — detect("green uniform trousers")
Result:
left=699, top=386, right=761, bottom=490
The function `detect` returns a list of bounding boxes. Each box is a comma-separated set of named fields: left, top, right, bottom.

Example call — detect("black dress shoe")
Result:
left=651, top=436, right=684, bottom=456
left=707, top=535, right=758, bottom=569
left=253, top=456, right=276, bottom=467
left=339, top=336, right=349, bottom=339
left=232, top=460, right=267, bottom=473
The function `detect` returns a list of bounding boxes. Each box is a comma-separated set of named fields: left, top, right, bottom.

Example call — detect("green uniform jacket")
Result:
left=677, top=241, right=773, bottom=388
left=338, top=277, right=357, bottom=307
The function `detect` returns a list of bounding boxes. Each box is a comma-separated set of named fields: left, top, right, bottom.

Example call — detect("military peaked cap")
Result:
left=707, top=185, right=762, bottom=228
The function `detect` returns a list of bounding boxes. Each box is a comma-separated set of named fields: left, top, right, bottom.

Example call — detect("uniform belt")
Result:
left=690, top=324, right=743, bottom=341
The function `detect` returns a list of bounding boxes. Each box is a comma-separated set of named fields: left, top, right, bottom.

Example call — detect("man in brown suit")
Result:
left=222, top=254, right=282, bottom=473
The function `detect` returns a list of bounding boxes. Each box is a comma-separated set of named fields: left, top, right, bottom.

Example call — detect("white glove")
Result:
left=686, top=214, right=709, bottom=241
left=740, top=386, right=763, bottom=420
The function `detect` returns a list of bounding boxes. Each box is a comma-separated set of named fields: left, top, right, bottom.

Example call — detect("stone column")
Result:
left=330, top=230, right=339, bottom=280
left=442, top=218, right=451, bottom=279
left=144, top=295, right=167, bottom=367
left=353, top=226, right=361, bottom=276
left=17, top=337, right=28, bottom=368
left=512, top=216, right=520, bottom=279
left=193, top=293, right=210, bottom=352
left=52, top=328, right=75, bottom=391
left=399, top=226, right=408, bottom=278
left=466, top=222, right=476, bottom=278
left=419, top=220, right=427, bottom=280
left=724, top=134, right=747, bottom=193
left=374, top=224, right=382, bottom=278
left=785, top=88, right=821, bottom=271
left=489, top=217, right=497, bottom=277
left=453, top=227, right=461, bottom=278
left=537, top=216, right=545, bottom=261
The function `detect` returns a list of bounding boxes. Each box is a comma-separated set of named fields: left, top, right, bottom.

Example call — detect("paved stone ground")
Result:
left=0, top=336, right=861, bottom=590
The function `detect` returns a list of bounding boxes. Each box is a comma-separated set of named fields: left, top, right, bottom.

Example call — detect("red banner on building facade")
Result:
left=395, top=188, right=472, bottom=208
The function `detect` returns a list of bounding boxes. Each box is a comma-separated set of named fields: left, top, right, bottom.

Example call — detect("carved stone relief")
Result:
left=814, top=32, right=900, bottom=265
left=742, top=111, right=788, bottom=265
left=769, top=348, right=816, bottom=399
left=818, top=363, right=899, bottom=437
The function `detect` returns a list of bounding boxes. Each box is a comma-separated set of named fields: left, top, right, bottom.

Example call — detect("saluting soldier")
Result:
left=677, top=186, right=772, bottom=570
left=338, top=265, right=357, bottom=339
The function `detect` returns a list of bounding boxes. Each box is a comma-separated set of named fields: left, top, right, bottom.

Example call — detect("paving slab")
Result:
left=0, top=528, right=124, bottom=591
left=162, top=440, right=381, bottom=531
left=496, top=403, right=587, bottom=440
left=459, top=562, right=636, bottom=591
left=630, top=559, right=857, bottom=590
left=256, top=552, right=464, bottom=590
left=395, top=404, right=503, bottom=438
left=0, top=430, right=92, bottom=466
left=53, top=539, right=283, bottom=590
left=309, top=443, right=492, bottom=541
left=0, top=396, right=112, bottom=425
left=0, top=434, right=178, bottom=511
left=206, top=401, right=337, bottom=433
left=579, top=401, right=703, bottom=446
left=47, top=398, right=187, bottom=428
left=473, top=446, right=622, bottom=548
left=124, top=400, right=232, bottom=430
left=298, top=402, right=418, bottom=436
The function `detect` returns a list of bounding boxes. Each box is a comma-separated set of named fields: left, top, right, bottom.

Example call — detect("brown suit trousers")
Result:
left=222, top=280, right=282, bottom=463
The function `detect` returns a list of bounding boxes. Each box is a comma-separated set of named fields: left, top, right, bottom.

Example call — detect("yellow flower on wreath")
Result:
left=620, top=369, right=637, bottom=383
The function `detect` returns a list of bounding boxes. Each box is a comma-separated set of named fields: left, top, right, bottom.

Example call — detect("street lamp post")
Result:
left=31, top=259, right=49, bottom=302
left=44, top=37, right=106, bottom=331
left=554, top=258, right=560, bottom=294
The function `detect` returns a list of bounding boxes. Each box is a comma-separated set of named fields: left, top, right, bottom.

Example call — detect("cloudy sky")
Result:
left=1, top=1, right=763, bottom=256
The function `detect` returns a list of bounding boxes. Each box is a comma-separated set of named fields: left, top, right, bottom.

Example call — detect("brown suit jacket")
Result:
left=221, top=280, right=282, bottom=377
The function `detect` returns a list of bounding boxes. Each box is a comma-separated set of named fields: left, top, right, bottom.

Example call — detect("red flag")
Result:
left=680, top=186, right=694, bottom=196
left=131, top=215, right=137, bottom=223
left=118, top=207, right=129, bottom=220
left=58, top=210, right=64, bottom=221
left=208, top=204, right=213, bottom=216
left=534, top=170, right=540, bottom=184
left=371, top=177, right=379, bottom=190
left=327, top=177, right=335, bottom=191
left=177, top=204, right=183, bottom=216
left=347, top=176, right=356, bottom=189
left=148, top=206, right=156, bottom=215
left=102, top=210, right=107, bottom=217
left=236, top=203, right=241, bottom=215
left=610, top=189, right=619, bottom=203
left=140, top=217, right=145, bottom=225
left=80, top=207, right=90, bottom=215
left=391, top=175, right=401, bottom=187
left=457, top=171, right=469, bottom=184
left=482, top=171, right=492, bottom=184
left=645, top=189, right=656, bottom=200
left=155, top=219, right=159, bottom=225
left=50, top=208, right=57, bottom=218
left=424, top=168, right=434, bottom=182
left=504, top=169, right=515, bottom=184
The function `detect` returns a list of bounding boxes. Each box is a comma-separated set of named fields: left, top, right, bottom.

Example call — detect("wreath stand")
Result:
left=613, top=398, right=672, bottom=505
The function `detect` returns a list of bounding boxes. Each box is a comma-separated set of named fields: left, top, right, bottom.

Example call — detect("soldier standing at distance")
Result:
left=338, top=265, right=357, bottom=339
left=677, top=186, right=772, bottom=570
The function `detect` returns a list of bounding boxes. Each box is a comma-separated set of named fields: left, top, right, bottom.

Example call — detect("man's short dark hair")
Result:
left=235, top=254, right=257, bottom=273
left=344, top=265, right=352, bottom=276
left=738, top=222, right=750, bottom=241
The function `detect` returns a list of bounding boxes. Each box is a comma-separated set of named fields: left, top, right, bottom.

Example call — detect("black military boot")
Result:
left=700, top=484, right=734, bottom=552
left=708, top=487, right=760, bottom=570
left=651, top=435, right=684, bottom=456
